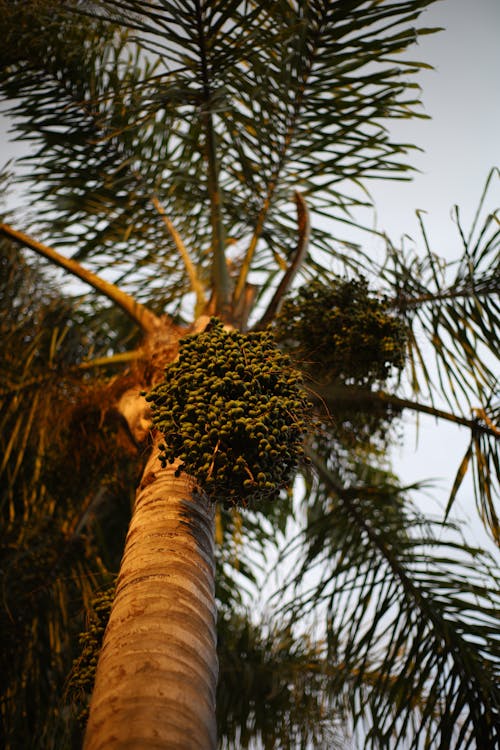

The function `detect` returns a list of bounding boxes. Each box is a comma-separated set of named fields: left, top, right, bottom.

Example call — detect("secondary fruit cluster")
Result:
left=146, top=319, right=311, bottom=505
left=66, top=585, right=115, bottom=724
left=275, top=277, right=407, bottom=385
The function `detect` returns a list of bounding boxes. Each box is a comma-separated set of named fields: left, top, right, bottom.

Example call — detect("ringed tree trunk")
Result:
left=84, top=320, right=219, bottom=750
left=84, top=432, right=218, bottom=750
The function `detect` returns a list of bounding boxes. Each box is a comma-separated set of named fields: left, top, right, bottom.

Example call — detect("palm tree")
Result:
left=0, top=1, right=498, bottom=748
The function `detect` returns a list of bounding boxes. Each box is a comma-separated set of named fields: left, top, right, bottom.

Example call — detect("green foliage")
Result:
left=276, top=277, right=408, bottom=385
left=147, top=320, right=311, bottom=505
left=217, top=612, right=343, bottom=750
left=0, top=237, right=136, bottom=748
left=377, top=171, right=500, bottom=537
left=0, top=0, right=439, bottom=313
left=1, top=3, right=499, bottom=749
left=289, top=453, right=500, bottom=749
left=382, top=171, right=500, bottom=412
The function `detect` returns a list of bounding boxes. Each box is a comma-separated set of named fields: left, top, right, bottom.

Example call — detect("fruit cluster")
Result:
left=146, top=319, right=310, bottom=505
left=66, top=585, right=115, bottom=724
left=275, top=277, right=407, bottom=385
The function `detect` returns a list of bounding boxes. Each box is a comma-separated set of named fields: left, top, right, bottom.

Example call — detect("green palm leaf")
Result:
left=1, top=3, right=498, bottom=748
left=382, top=169, right=499, bottom=411
left=282, top=451, right=500, bottom=748
left=374, top=170, right=500, bottom=537
left=1, top=0, right=439, bottom=315
left=0, top=235, right=136, bottom=747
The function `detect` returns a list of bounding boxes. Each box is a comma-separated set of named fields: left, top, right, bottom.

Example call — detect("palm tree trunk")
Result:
left=84, top=435, right=218, bottom=750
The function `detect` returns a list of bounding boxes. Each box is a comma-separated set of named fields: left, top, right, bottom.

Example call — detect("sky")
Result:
left=368, top=0, right=500, bottom=252
left=1, top=0, right=498, bottom=549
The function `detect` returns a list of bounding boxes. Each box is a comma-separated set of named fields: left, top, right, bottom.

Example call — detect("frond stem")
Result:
left=233, top=7, right=324, bottom=306
left=392, top=276, right=500, bottom=309
left=254, top=191, right=310, bottom=329
left=317, top=383, right=499, bottom=439
left=0, top=223, right=161, bottom=334
left=0, top=352, right=141, bottom=397
left=194, top=0, right=230, bottom=318
left=150, top=196, right=206, bottom=314
left=78, top=350, right=142, bottom=370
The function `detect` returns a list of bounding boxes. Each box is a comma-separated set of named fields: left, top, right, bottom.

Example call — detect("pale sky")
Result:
left=369, top=0, right=499, bottom=251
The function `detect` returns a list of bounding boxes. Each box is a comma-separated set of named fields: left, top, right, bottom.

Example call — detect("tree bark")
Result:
left=84, top=436, right=218, bottom=750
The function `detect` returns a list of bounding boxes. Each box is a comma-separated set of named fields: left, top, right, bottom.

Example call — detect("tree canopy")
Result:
left=0, top=2, right=499, bottom=748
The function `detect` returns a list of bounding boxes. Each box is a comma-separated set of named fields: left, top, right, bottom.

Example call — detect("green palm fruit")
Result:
left=146, top=318, right=311, bottom=505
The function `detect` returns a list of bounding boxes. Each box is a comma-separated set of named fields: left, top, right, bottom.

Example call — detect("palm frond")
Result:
left=281, top=451, right=500, bottom=749
left=217, top=610, right=347, bottom=750
left=382, top=168, right=499, bottom=412
left=373, top=170, right=500, bottom=538
left=1, top=2, right=196, bottom=311
left=311, top=380, right=500, bottom=543
left=1, top=0, right=440, bottom=316
left=0, top=237, right=136, bottom=746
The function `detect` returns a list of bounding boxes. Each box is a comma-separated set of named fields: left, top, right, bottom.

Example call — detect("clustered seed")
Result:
left=146, top=319, right=311, bottom=505
left=66, top=585, right=114, bottom=724
left=275, top=277, right=407, bottom=385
